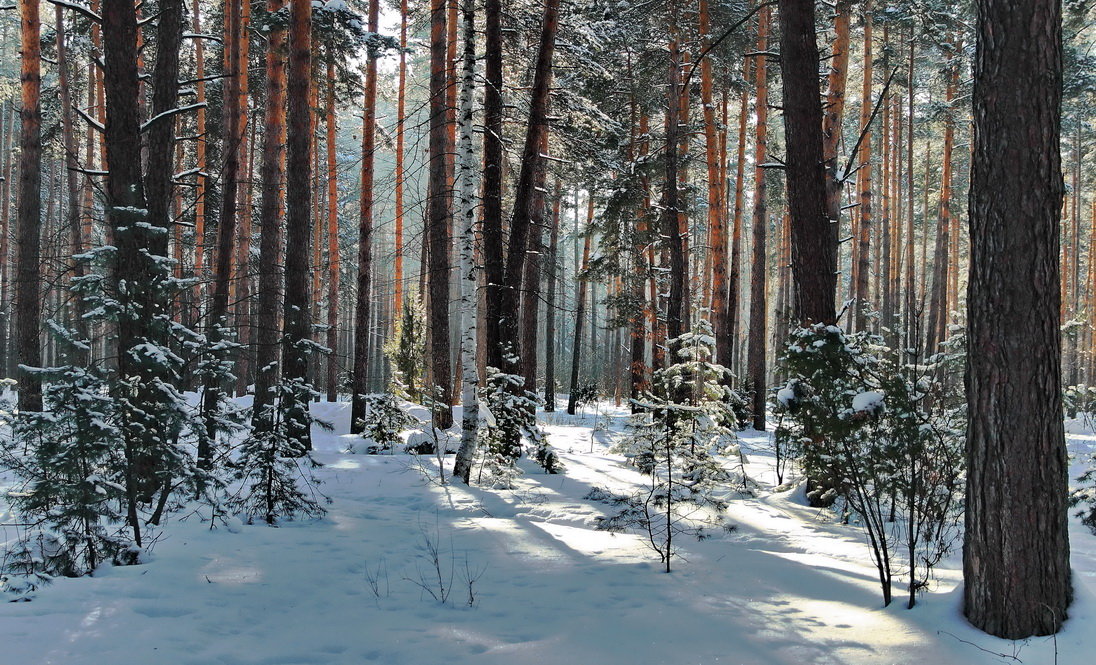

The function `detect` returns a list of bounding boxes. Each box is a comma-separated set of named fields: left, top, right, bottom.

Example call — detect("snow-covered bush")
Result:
left=599, top=323, right=738, bottom=572
left=351, top=393, right=416, bottom=454
left=773, top=323, right=964, bottom=607
left=474, top=368, right=559, bottom=487
left=1, top=244, right=227, bottom=590
left=1, top=360, right=133, bottom=582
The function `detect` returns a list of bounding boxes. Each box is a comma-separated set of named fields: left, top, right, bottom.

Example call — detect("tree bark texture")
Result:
left=779, top=0, right=836, bottom=326
left=964, top=0, right=1071, bottom=639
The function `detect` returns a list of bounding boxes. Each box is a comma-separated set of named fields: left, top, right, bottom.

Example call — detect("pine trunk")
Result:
left=351, top=0, right=380, bottom=431
left=282, top=0, right=314, bottom=451
left=426, top=0, right=453, bottom=428
left=779, top=0, right=836, bottom=326
left=251, top=0, right=288, bottom=433
left=964, top=0, right=1071, bottom=638
left=746, top=6, right=770, bottom=430
left=498, top=0, right=561, bottom=378
left=15, top=0, right=42, bottom=411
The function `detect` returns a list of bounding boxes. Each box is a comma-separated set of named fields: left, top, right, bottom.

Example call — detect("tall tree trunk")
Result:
left=853, top=5, right=874, bottom=332
left=926, top=35, right=959, bottom=354
left=498, top=0, right=561, bottom=378
left=15, top=0, right=42, bottom=412
left=103, top=0, right=153, bottom=546
left=251, top=0, right=288, bottom=433
left=235, top=0, right=254, bottom=398
left=145, top=0, right=184, bottom=261
left=236, top=117, right=256, bottom=396
left=54, top=7, right=88, bottom=356
left=746, top=6, right=770, bottom=431
left=202, top=0, right=245, bottom=454
left=545, top=181, right=560, bottom=411
left=663, top=5, right=686, bottom=348
left=779, top=0, right=836, bottom=326
left=282, top=0, right=314, bottom=451
left=452, top=0, right=479, bottom=483
left=727, top=71, right=750, bottom=377
left=393, top=0, right=408, bottom=321
left=191, top=0, right=208, bottom=323
left=521, top=132, right=549, bottom=391
left=351, top=0, right=380, bottom=431
left=482, top=0, right=504, bottom=371
left=822, top=0, right=852, bottom=234
left=0, top=101, right=12, bottom=376
left=325, top=56, right=340, bottom=403
left=567, top=209, right=593, bottom=415
left=699, top=0, right=726, bottom=362
left=964, top=0, right=1070, bottom=638
left=904, top=36, right=917, bottom=352
left=426, top=0, right=453, bottom=428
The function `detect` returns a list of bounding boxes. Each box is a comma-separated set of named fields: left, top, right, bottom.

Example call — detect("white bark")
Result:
left=452, top=0, right=479, bottom=484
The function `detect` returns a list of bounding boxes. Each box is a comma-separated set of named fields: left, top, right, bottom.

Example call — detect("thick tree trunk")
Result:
left=521, top=132, right=549, bottom=391
left=482, top=0, right=504, bottom=371
left=964, top=0, right=1071, bottom=638
left=282, top=0, right=314, bottom=451
left=498, top=0, right=561, bottom=378
left=778, top=0, right=836, bottom=326
left=15, top=0, right=42, bottom=412
left=251, top=0, right=288, bottom=433
left=103, top=0, right=153, bottom=546
left=699, top=0, right=726, bottom=362
left=426, top=0, right=453, bottom=428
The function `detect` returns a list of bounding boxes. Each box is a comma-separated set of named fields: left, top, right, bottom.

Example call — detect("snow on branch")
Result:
left=141, top=103, right=208, bottom=133
left=73, top=105, right=105, bottom=133
left=46, top=0, right=102, bottom=22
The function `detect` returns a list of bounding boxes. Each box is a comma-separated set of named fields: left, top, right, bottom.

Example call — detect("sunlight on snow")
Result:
left=530, top=521, right=649, bottom=564
left=199, top=559, right=263, bottom=585
left=327, top=457, right=363, bottom=470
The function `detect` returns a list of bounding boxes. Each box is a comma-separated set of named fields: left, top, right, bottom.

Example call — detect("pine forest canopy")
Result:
left=0, top=0, right=1092, bottom=643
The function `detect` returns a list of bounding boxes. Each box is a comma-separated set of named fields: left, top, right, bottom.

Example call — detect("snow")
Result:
left=1, top=400, right=1095, bottom=664
left=852, top=390, right=885, bottom=413
left=777, top=384, right=796, bottom=408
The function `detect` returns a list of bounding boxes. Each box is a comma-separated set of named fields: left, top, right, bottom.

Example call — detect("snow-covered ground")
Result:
left=2, top=400, right=1094, bottom=665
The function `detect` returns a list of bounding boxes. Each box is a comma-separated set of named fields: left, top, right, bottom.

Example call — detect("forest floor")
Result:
left=2, top=399, right=1095, bottom=665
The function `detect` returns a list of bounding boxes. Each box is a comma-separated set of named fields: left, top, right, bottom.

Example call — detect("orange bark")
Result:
left=393, top=0, right=408, bottom=319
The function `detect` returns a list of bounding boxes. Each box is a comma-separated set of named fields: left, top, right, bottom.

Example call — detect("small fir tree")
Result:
left=385, top=294, right=426, bottom=402
left=352, top=392, right=417, bottom=453
left=229, top=375, right=329, bottom=525
left=475, top=366, right=560, bottom=487
left=597, top=322, right=739, bottom=572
